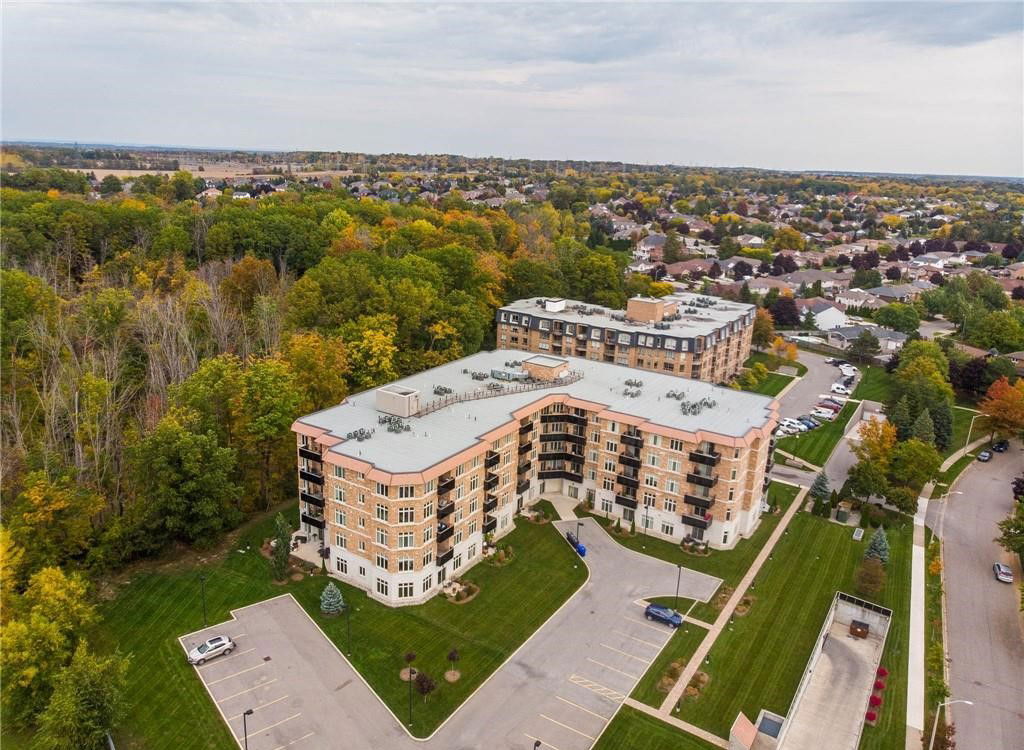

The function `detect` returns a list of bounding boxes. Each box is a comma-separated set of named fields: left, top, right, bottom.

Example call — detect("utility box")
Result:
left=375, top=385, right=420, bottom=417
left=849, top=619, right=870, bottom=639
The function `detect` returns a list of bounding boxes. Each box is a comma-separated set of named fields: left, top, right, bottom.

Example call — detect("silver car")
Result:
left=993, top=563, right=1014, bottom=584
left=187, top=635, right=235, bottom=665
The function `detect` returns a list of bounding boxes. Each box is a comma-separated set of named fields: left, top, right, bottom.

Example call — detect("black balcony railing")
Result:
left=614, top=494, right=638, bottom=509
left=437, top=547, right=454, bottom=567
left=483, top=516, right=497, bottom=533
left=539, top=432, right=586, bottom=445
left=540, top=413, right=588, bottom=427
left=438, top=476, right=455, bottom=495
left=680, top=513, right=711, bottom=530
left=687, top=472, right=718, bottom=488
left=438, top=501, right=455, bottom=519
left=684, top=494, right=715, bottom=510
left=618, top=453, right=641, bottom=469
left=517, top=460, right=532, bottom=475
left=518, top=442, right=532, bottom=455
left=298, top=447, right=322, bottom=462
left=485, top=452, right=500, bottom=469
left=538, top=451, right=584, bottom=464
left=484, top=473, right=499, bottom=490
left=689, top=450, right=721, bottom=466
left=538, top=469, right=583, bottom=483
left=301, top=512, right=325, bottom=530
left=437, top=524, right=454, bottom=542
left=519, top=422, right=534, bottom=435
left=616, top=473, right=640, bottom=489
left=299, top=469, right=324, bottom=485
left=300, top=490, right=324, bottom=508
left=484, top=496, right=498, bottom=513
left=517, top=478, right=530, bottom=494
left=620, top=433, right=644, bottom=448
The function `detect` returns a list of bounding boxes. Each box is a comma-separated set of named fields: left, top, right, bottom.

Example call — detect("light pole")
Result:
left=674, top=564, right=682, bottom=611
left=242, top=708, right=254, bottom=750
left=928, top=699, right=973, bottom=750
left=344, top=601, right=351, bottom=655
left=199, top=573, right=208, bottom=627
left=576, top=521, right=583, bottom=546
left=534, top=741, right=542, bottom=750
left=965, top=413, right=982, bottom=451
left=404, top=652, right=416, bottom=727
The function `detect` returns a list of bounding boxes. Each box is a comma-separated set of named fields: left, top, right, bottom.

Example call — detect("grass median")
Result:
left=776, top=401, right=857, bottom=467
left=95, top=503, right=587, bottom=746
left=592, top=706, right=720, bottom=750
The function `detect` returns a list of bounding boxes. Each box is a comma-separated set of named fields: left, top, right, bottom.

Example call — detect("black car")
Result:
left=992, top=440, right=1009, bottom=453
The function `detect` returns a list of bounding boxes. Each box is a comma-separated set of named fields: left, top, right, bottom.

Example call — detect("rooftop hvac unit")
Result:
left=375, top=385, right=421, bottom=418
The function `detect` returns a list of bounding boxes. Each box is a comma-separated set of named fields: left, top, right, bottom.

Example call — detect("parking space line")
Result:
left=198, top=648, right=256, bottom=668
left=586, top=657, right=640, bottom=680
left=539, top=714, right=596, bottom=740
left=600, top=643, right=651, bottom=665
left=206, top=663, right=266, bottom=686
left=555, top=695, right=610, bottom=721
left=524, top=733, right=562, bottom=750
left=236, top=712, right=300, bottom=737
left=568, top=674, right=625, bottom=702
left=227, top=694, right=287, bottom=720
left=217, top=678, right=279, bottom=703
left=612, top=629, right=663, bottom=649
left=270, top=730, right=315, bottom=750
left=622, top=615, right=675, bottom=636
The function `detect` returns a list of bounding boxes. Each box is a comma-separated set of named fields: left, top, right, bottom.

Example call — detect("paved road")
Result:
left=927, top=445, right=1024, bottom=750
left=778, top=350, right=837, bottom=420
left=185, top=518, right=721, bottom=750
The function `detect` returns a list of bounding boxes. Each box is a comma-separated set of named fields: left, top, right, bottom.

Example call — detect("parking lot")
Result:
left=180, top=518, right=720, bottom=749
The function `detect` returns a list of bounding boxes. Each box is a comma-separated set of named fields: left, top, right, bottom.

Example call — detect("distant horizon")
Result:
left=5, top=138, right=1022, bottom=183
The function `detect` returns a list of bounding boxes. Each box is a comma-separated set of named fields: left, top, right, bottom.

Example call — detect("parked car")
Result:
left=782, top=418, right=808, bottom=432
left=797, top=416, right=820, bottom=429
left=831, top=384, right=852, bottom=395
left=825, top=358, right=837, bottom=365
left=843, top=376, right=855, bottom=387
left=977, top=450, right=992, bottom=462
left=644, top=603, right=683, bottom=628
left=993, top=563, right=1014, bottom=584
left=992, top=440, right=1009, bottom=453
left=812, top=408, right=837, bottom=420
left=187, top=635, right=235, bottom=665
left=816, top=402, right=841, bottom=413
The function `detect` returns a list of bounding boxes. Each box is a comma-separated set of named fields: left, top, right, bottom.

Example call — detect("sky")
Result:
left=2, top=2, right=1022, bottom=176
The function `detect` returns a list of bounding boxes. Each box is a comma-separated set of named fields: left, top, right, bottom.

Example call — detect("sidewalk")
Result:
left=939, top=435, right=988, bottom=472
left=659, top=484, right=809, bottom=714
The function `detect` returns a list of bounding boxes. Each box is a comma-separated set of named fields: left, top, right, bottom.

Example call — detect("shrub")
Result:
left=855, top=557, right=886, bottom=597
left=877, top=667, right=889, bottom=677
left=865, top=527, right=890, bottom=565
left=874, top=680, right=886, bottom=691
left=869, top=695, right=882, bottom=707
left=319, top=582, right=344, bottom=615
left=865, top=711, right=877, bottom=722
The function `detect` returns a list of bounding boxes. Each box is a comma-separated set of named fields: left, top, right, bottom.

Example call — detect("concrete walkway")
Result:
left=939, top=434, right=988, bottom=472
left=624, top=698, right=729, bottom=748
left=659, top=484, right=809, bottom=715
left=546, top=495, right=580, bottom=521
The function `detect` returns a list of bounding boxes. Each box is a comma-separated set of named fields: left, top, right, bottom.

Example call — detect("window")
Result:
left=376, top=578, right=389, bottom=596
left=454, top=553, right=463, bottom=569
left=397, top=531, right=414, bottom=549
left=647, top=454, right=659, bottom=467
left=375, top=553, right=388, bottom=570
left=602, top=478, right=615, bottom=491
left=336, top=557, right=348, bottom=574
left=425, top=479, right=435, bottom=492
left=422, top=574, right=433, bottom=593
left=643, top=492, right=656, bottom=507
left=335, top=533, right=347, bottom=548
left=335, top=509, right=346, bottom=526
left=455, top=530, right=464, bottom=545
left=423, top=526, right=433, bottom=543
left=722, top=531, right=729, bottom=545
left=398, top=507, right=414, bottom=523
left=423, top=501, right=434, bottom=518
left=605, top=440, right=617, bottom=452
left=731, top=468, right=737, bottom=480
left=591, top=432, right=600, bottom=443
left=358, top=540, right=366, bottom=552
left=422, top=550, right=433, bottom=566
left=398, top=557, right=413, bottom=572
left=398, top=485, right=415, bottom=499
left=468, top=544, right=477, bottom=560
left=398, top=582, right=414, bottom=599
left=664, top=497, right=676, bottom=512
left=661, top=522, right=675, bottom=536
left=642, top=514, right=653, bottom=530
left=644, top=476, right=659, bottom=488
left=726, top=508, right=732, bottom=521
left=668, top=458, right=680, bottom=473
left=375, top=504, right=388, bottom=522
left=728, top=487, right=735, bottom=501
left=469, top=498, right=478, bottom=514
left=604, top=459, right=616, bottom=472
left=358, top=516, right=365, bottom=529
left=376, top=529, right=386, bottom=546
left=468, top=521, right=477, bottom=535
left=469, top=475, right=479, bottom=491
left=333, top=486, right=344, bottom=502
left=358, top=492, right=365, bottom=505
left=359, top=565, right=366, bottom=577
left=588, top=469, right=597, bottom=481
left=376, top=482, right=388, bottom=497
left=666, top=479, right=678, bottom=494
left=669, top=438, right=683, bottom=452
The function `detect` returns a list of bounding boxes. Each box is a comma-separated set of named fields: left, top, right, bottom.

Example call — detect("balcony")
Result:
left=485, top=452, right=500, bottom=469
left=620, top=433, right=644, bottom=448
left=299, top=468, right=324, bottom=485
left=618, top=452, right=641, bottom=469
left=684, top=494, right=715, bottom=511
left=483, top=516, right=497, bottom=534
left=519, top=421, right=534, bottom=435
left=301, top=512, right=325, bottom=530
left=516, top=478, right=530, bottom=494
left=614, top=494, right=638, bottom=509
left=437, top=547, right=454, bottom=567
left=437, top=523, right=454, bottom=542
left=298, top=447, right=322, bottom=462
left=518, top=442, right=532, bottom=455
left=484, top=473, right=499, bottom=490
left=539, top=432, right=586, bottom=446
left=540, top=413, right=588, bottom=427
left=689, top=449, right=721, bottom=466
left=538, top=469, right=583, bottom=483
left=438, top=476, right=455, bottom=496
left=517, top=460, right=532, bottom=475
left=438, top=501, right=455, bottom=519
left=616, top=473, right=640, bottom=489
left=687, top=472, right=718, bottom=489
left=484, top=496, right=498, bottom=513
left=680, top=512, right=712, bottom=530
left=538, top=450, right=584, bottom=464
left=300, top=490, right=324, bottom=508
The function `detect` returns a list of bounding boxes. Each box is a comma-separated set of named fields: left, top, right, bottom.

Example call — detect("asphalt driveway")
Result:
left=778, top=350, right=851, bottom=420
left=182, top=517, right=721, bottom=749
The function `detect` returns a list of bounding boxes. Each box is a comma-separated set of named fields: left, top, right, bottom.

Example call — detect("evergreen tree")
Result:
left=271, top=513, right=291, bottom=581
left=931, top=401, right=953, bottom=451
left=810, top=471, right=831, bottom=501
left=912, top=408, right=935, bottom=445
left=663, top=230, right=682, bottom=264
left=889, top=396, right=913, bottom=440
left=865, top=527, right=890, bottom=565
left=320, top=582, right=344, bottom=615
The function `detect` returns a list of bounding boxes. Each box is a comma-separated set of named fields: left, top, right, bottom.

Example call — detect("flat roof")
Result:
left=297, top=349, right=775, bottom=474
left=500, top=293, right=755, bottom=339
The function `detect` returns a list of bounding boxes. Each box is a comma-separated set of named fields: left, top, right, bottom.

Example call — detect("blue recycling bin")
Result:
left=576, top=544, right=586, bottom=557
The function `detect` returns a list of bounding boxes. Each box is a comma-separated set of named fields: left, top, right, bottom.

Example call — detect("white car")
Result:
left=811, top=408, right=837, bottom=420
left=831, top=384, right=851, bottom=395
left=187, top=635, right=235, bottom=665
left=781, top=418, right=808, bottom=432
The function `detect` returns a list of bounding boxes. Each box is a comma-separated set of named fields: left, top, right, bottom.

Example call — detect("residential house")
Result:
left=795, top=298, right=849, bottom=331
left=826, top=325, right=907, bottom=353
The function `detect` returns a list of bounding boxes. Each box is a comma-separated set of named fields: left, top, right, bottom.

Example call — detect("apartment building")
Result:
left=292, top=350, right=777, bottom=607
left=495, top=293, right=756, bottom=384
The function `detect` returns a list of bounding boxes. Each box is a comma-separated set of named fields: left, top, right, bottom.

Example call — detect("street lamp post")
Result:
left=576, top=521, right=583, bottom=546
left=344, top=602, right=351, bottom=655
left=674, top=564, right=682, bottom=611
left=242, top=708, right=254, bottom=750
left=199, top=573, right=208, bottom=627
left=928, top=699, right=973, bottom=750
left=965, top=413, right=982, bottom=451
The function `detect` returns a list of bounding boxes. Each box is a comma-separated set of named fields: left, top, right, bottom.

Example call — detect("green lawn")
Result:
left=743, top=372, right=793, bottom=397
left=852, top=365, right=894, bottom=403
left=95, top=504, right=586, bottom=747
left=745, top=351, right=808, bottom=377
left=578, top=483, right=800, bottom=623
left=922, top=529, right=948, bottom=740
left=673, top=512, right=912, bottom=744
left=776, top=401, right=858, bottom=467
left=630, top=611, right=706, bottom=708
left=946, top=407, right=980, bottom=458
left=592, top=706, right=719, bottom=750
left=930, top=453, right=976, bottom=498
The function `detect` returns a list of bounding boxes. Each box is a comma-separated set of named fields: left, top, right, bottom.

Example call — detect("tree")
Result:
left=271, top=513, right=292, bottom=581
left=885, top=265, right=902, bottom=281
left=810, top=472, right=831, bottom=501
left=281, top=331, right=349, bottom=413
left=890, top=396, right=913, bottom=440
left=932, top=400, right=953, bottom=451
left=978, top=377, right=1024, bottom=440
left=851, top=268, right=882, bottom=289
left=889, top=439, right=941, bottom=493
left=855, top=557, right=886, bottom=597
left=752, top=308, right=775, bottom=350
left=770, top=296, right=800, bottom=327
left=912, top=408, right=935, bottom=445
left=320, top=582, right=345, bottom=615
left=865, top=527, right=890, bottom=565
left=732, top=260, right=753, bottom=280
left=98, top=174, right=122, bottom=195
left=848, top=330, right=881, bottom=363
left=35, top=643, right=130, bottom=750
left=447, top=648, right=460, bottom=674
left=662, top=230, right=681, bottom=264
left=414, top=670, right=437, bottom=703
left=875, top=303, right=920, bottom=335
left=849, top=460, right=889, bottom=500
left=708, top=261, right=722, bottom=279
